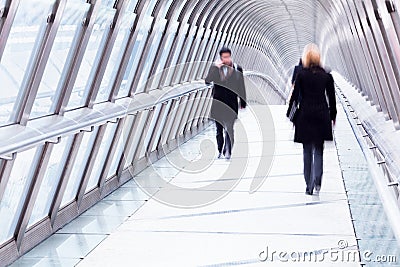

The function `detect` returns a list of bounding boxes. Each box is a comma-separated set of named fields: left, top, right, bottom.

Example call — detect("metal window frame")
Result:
left=49, top=132, right=84, bottom=226
left=157, top=98, right=180, bottom=149
left=0, top=0, right=19, bottom=60
left=167, top=95, right=189, bottom=141
left=98, top=117, right=124, bottom=194
left=171, top=24, right=199, bottom=85
left=147, top=101, right=173, bottom=155
left=8, top=0, right=66, bottom=126
left=85, top=0, right=130, bottom=108
left=130, top=108, right=156, bottom=165
left=74, top=124, right=107, bottom=208
left=14, top=142, right=55, bottom=249
left=55, top=0, right=102, bottom=116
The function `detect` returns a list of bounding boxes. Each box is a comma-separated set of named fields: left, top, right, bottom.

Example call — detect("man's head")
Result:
left=219, top=47, right=232, bottom=65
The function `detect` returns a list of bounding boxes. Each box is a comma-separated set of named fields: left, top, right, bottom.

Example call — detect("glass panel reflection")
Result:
left=0, top=0, right=55, bottom=126
left=136, top=18, right=167, bottom=94
left=30, top=1, right=90, bottom=119
left=150, top=22, right=178, bottom=89
left=124, top=111, right=148, bottom=168
left=28, top=136, right=73, bottom=227
left=85, top=122, right=118, bottom=192
left=0, top=147, right=39, bottom=243
left=117, top=16, right=152, bottom=98
left=107, top=116, right=135, bottom=179
left=95, top=14, right=134, bottom=103
left=61, top=127, right=99, bottom=208
left=66, top=7, right=116, bottom=110
left=162, top=24, right=188, bottom=86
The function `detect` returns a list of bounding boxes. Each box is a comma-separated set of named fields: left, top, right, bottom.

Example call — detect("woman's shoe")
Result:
left=315, top=185, right=321, bottom=193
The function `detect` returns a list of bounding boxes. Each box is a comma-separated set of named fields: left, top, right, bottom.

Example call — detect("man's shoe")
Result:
left=217, top=152, right=222, bottom=159
left=225, top=152, right=231, bottom=160
left=305, top=190, right=313, bottom=195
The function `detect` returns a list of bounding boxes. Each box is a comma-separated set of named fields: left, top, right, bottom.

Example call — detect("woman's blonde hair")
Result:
left=302, top=43, right=321, bottom=68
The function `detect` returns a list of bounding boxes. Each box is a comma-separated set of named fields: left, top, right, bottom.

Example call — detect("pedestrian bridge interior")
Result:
left=1, top=0, right=400, bottom=266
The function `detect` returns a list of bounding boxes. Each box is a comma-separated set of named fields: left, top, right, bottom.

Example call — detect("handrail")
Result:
left=0, top=81, right=211, bottom=157
left=0, top=71, right=278, bottom=157
left=244, top=70, right=288, bottom=101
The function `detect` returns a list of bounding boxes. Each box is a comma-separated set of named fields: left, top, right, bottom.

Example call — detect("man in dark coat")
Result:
left=205, top=47, right=247, bottom=159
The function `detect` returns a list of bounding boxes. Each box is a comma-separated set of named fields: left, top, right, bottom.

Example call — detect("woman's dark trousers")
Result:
left=303, top=142, right=324, bottom=193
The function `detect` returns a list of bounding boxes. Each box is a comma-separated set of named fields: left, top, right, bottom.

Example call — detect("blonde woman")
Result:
left=286, top=44, right=337, bottom=195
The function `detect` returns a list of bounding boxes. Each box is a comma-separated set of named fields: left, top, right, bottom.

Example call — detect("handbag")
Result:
left=288, top=90, right=302, bottom=122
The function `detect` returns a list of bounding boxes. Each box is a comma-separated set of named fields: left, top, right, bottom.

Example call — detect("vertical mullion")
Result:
left=197, top=88, right=213, bottom=125
left=158, top=22, right=185, bottom=88
left=0, top=157, right=15, bottom=204
left=131, top=108, right=156, bottom=163
left=0, top=0, right=20, bottom=60
left=55, top=0, right=102, bottom=115
left=195, top=88, right=212, bottom=127
left=192, top=29, right=211, bottom=80
left=15, top=143, right=54, bottom=249
left=176, top=93, right=195, bottom=138
left=130, top=17, right=166, bottom=94
left=148, top=20, right=176, bottom=89
left=203, top=88, right=214, bottom=124
left=354, top=0, right=386, bottom=110
left=158, top=98, right=179, bottom=149
left=49, top=132, right=84, bottom=226
left=108, top=18, right=137, bottom=102
left=172, top=93, right=195, bottom=139
left=167, top=95, right=188, bottom=141
left=116, top=113, right=139, bottom=179
left=15, top=0, right=67, bottom=125
left=145, top=102, right=168, bottom=155
left=76, top=124, right=107, bottom=208
left=86, top=0, right=129, bottom=107
left=183, top=91, right=201, bottom=134
left=180, top=26, right=202, bottom=82
left=98, top=117, right=125, bottom=192
left=186, top=89, right=206, bottom=131
left=172, top=25, right=196, bottom=85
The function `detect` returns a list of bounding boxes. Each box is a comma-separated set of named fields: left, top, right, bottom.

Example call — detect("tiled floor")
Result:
left=12, top=104, right=385, bottom=266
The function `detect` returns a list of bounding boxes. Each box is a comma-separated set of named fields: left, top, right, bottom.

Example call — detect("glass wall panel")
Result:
left=0, top=0, right=7, bottom=31
left=183, top=33, right=202, bottom=82
left=66, top=7, right=116, bottom=110
left=0, top=0, right=56, bottom=126
left=28, top=136, right=73, bottom=227
left=163, top=23, right=188, bottom=86
left=126, top=0, right=139, bottom=12
left=117, top=16, right=152, bottom=98
left=173, top=31, right=194, bottom=84
left=0, top=147, right=39, bottom=243
left=95, top=14, right=135, bottom=103
left=124, top=111, right=148, bottom=168
left=136, top=18, right=167, bottom=93
left=61, top=127, right=99, bottom=208
left=106, top=115, right=135, bottom=179
left=85, top=122, right=118, bottom=192
left=151, top=21, right=178, bottom=89
left=30, top=1, right=90, bottom=119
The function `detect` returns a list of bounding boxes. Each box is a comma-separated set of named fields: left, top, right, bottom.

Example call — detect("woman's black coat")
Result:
left=205, top=64, right=247, bottom=122
left=286, top=66, right=337, bottom=144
